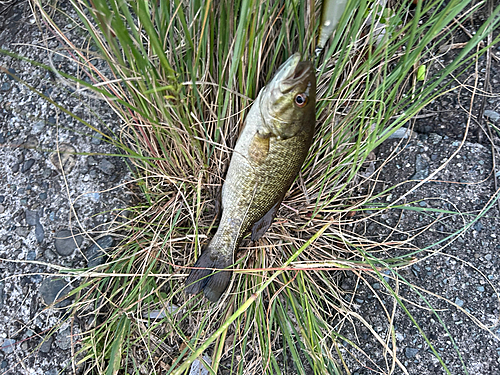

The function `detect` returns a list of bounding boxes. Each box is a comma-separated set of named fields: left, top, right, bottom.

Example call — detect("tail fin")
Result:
left=185, top=248, right=232, bottom=302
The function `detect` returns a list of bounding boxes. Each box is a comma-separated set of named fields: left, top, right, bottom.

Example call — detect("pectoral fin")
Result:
left=251, top=199, right=282, bottom=241
left=248, top=132, right=270, bottom=164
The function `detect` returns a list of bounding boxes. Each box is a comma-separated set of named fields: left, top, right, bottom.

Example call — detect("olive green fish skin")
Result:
left=185, top=53, right=316, bottom=302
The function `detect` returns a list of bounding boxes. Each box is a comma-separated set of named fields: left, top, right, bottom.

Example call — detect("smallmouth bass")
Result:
left=185, top=53, right=316, bottom=302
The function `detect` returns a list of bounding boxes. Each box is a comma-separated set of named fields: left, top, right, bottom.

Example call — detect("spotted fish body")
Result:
left=185, top=53, right=316, bottom=302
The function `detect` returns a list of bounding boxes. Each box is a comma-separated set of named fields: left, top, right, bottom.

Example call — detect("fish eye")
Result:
left=294, top=93, right=308, bottom=107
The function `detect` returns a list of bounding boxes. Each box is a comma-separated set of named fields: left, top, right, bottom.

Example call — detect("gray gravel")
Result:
left=85, top=235, right=113, bottom=269
left=38, top=277, right=72, bottom=307
left=1, top=2, right=130, bottom=374
left=54, top=230, right=83, bottom=257
left=342, top=133, right=500, bottom=374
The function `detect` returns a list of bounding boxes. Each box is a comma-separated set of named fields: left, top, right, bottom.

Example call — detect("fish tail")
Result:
left=185, top=245, right=232, bottom=302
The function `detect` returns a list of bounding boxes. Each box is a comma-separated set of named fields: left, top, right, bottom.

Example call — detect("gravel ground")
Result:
left=1, top=2, right=130, bottom=374
left=1, top=1, right=499, bottom=375
left=342, top=134, right=500, bottom=374
left=337, top=14, right=500, bottom=374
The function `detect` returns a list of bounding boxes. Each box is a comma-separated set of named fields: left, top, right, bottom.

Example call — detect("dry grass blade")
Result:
left=15, top=0, right=500, bottom=374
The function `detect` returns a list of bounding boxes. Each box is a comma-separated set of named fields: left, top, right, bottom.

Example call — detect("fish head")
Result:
left=260, top=53, right=316, bottom=139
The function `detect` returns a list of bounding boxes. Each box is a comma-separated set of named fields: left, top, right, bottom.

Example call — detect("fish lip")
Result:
left=274, top=54, right=314, bottom=94
left=279, top=61, right=313, bottom=93
left=275, top=53, right=301, bottom=80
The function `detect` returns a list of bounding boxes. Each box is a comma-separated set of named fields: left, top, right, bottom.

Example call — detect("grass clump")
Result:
left=25, top=0, right=500, bottom=374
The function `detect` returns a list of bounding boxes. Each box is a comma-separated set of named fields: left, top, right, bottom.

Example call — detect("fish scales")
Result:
left=185, top=53, right=316, bottom=302
left=221, top=119, right=314, bottom=246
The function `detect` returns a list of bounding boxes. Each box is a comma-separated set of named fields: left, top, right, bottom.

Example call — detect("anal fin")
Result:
left=251, top=199, right=282, bottom=241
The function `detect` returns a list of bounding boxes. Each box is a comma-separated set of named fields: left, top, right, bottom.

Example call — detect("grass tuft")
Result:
left=19, top=0, right=500, bottom=373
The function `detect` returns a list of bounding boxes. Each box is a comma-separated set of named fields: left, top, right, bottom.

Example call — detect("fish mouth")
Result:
left=275, top=54, right=314, bottom=94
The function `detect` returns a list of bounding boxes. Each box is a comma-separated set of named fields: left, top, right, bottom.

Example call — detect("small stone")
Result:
left=0, top=82, right=10, bottom=91
left=473, top=221, right=483, bottom=232
left=189, top=355, right=212, bottom=375
left=53, top=52, right=64, bottom=62
left=87, top=156, right=97, bottom=166
left=91, top=133, right=102, bottom=145
left=54, top=229, right=83, bottom=256
left=22, top=135, right=38, bottom=149
left=373, top=283, right=380, bottom=290
left=85, top=192, right=100, bottom=202
left=0, top=360, right=7, bottom=369
left=39, top=336, right=53, bottom=353
left=1, top=339, right=16, bottom=354
left=405, top=347, right=419, bottom=358
left=485, top=254, right=492, bottom=261
left=44, top=249, right=56, bottom=261
left=0, top=281, right=4, bottom=309
left=26, top=210, right=39, bottom=226
left=11, top=163, right=19, bottom=173
left=6, top=68, right=16, bottom=79
left=484, top=110, right=500, bottom=122
left=428, top=133, right=442, bottom=144
left=33, top=121, right=45, bottom=134
left=55, top=327, right=72, bottom=350
left=86, top=236, right=113, bottom=268
left=49, top=143, right=77, bottom=174
left=26, top=251, right=36, bottom=261
left=340, top=280, right=351, bottom=290
left=455, top=297, right=464, bottom=307
left=35, top=223, right=44, bottom=243
left=0, top=205, right=4, bottom=214
left=411, top=154, right=429, bottom=180
left=477, top=286, right=485, bottom=292
left=97, top=159, right=115, bottom=175
left=0, top=195, right=4, bottom=203
left=22, top=159, right=36, bottom=173
left=388, top=127, right=412, bottom=139
left=15, top=226, right=30, bottom=238
left=39, top=192, right=47, bottom=200
left=419, top=201, right=427, bottom=207
left=45, top=369, right=58, bottom=375
left=39, top=277, right=72, bottom=307
left=31, top=275, right=42, bottom=283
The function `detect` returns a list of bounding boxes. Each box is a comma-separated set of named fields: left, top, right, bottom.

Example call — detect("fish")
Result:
left=185, top=53, right=316, bottom=302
